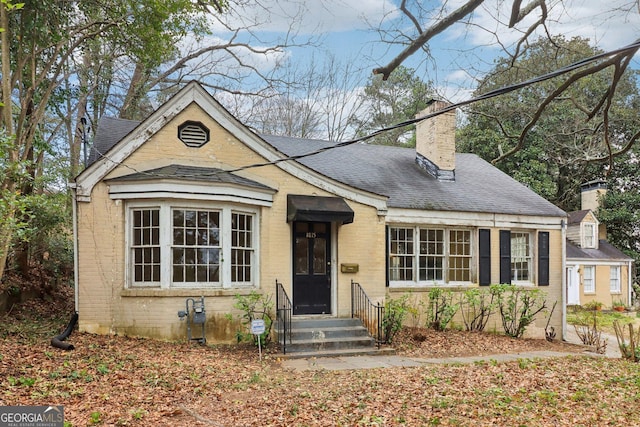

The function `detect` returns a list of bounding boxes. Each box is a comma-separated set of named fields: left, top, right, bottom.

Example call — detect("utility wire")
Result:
left=90, top=39, right=640, bottom=179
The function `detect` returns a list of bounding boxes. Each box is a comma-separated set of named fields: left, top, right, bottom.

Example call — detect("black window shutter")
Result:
left=385, top=225, right=390, bottom=287
left=499, top=230, right=511, bottom=284
left=478, top=229, right=491, bottom=286
left=538, top=231, right=550, bottom=286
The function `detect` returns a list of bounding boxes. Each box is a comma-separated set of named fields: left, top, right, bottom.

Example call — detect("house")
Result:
left=72, top=81, right=567, bottom=344
left=566, top=181, right=634, bottom=308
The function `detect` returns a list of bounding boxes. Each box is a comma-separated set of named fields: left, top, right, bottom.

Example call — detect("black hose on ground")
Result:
left=51, top=312, right=78, bottom=350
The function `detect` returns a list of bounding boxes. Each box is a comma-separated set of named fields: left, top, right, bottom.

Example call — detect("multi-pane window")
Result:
left=510, top=232, right=531, bottom=282
left=449, top=230, right=471, bottom=282
left=610, top=266, right=621, bottom=293
left=131, top=208, right=160, bottom=285
left=129, top=203, right=256, bottom=288
left=389, top=227, right=414, bottom=281
left=583, top=223, right=596, bottom=248
left=418, top=229, right=443, bottom=281
left=583, top=266, right=595, bottom=293
left=389, top=226, right=472, bottom=285
left=172, top=209, right=221, bottom=284
left=231, top=212, right=253, bottom=283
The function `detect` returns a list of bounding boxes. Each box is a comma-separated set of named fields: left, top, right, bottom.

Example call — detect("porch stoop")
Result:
left=276, top=317, right=395, bottom=359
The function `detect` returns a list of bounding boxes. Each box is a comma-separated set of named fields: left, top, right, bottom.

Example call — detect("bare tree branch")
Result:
left=373, top=0, right=485, bottom=80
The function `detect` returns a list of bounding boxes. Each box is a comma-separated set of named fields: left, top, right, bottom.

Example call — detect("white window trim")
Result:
left=510, top=231, right=533, bottom=286
left=610, top=266, right=621, bottom=294
left=126, top=200, right=259, bottom=290
left=583, top=265, right=595, bottom=294
left=582, top=222, right=597, bottom=249
left=388, top=225, right=475, bottom=287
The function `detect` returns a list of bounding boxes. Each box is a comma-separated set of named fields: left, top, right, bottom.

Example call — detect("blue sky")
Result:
left=206, top=0, right=640, bottom=102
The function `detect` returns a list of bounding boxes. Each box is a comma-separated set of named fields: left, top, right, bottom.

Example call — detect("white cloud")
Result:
left=216, top=0, right=397, bottom=35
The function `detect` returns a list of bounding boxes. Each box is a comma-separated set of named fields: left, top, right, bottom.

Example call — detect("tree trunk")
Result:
left=0, top=3, right=15, bottom=282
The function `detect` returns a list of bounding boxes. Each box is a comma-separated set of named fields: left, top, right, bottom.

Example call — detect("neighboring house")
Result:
left=566, top=181, right=634, bottom=308
left=72, top=81, right=567, bottom=343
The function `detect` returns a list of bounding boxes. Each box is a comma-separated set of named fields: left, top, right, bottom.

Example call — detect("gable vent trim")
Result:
left=178, top=121, right=210, bottom=148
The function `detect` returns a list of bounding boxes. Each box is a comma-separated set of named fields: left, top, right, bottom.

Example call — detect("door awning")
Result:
left=287, top=195, right=354, bottom=225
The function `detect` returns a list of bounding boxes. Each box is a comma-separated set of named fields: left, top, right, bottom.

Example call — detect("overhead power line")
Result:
left=91, top=39, right=640, bottom=179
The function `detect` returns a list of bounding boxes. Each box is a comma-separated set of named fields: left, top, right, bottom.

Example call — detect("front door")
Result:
left=293, top=222, right=331, bottom=315
left=567, top=266, right=580, bottom=306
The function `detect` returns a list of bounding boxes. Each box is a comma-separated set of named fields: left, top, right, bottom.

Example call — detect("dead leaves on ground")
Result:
left=2, top=327, right=640, bottom=426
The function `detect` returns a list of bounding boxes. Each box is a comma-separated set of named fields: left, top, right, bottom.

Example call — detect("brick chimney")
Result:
left=580, top=180, right=607, bottom=213
left=580, top=180, right=607, bottom=239
left=415, top=100, right=456, bottom=182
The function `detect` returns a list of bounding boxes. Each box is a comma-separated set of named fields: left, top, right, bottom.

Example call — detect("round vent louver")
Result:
left=178, top=121, right=210, bottom=148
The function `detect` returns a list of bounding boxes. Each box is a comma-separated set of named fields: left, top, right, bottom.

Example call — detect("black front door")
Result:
left=292, top=222, right=331, bottom=315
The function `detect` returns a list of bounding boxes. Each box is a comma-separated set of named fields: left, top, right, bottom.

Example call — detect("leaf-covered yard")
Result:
left=2, top=294, right=640, bottom=426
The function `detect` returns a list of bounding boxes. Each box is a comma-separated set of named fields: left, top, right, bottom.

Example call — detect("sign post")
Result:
left=250, top=319, right=266, bottom=360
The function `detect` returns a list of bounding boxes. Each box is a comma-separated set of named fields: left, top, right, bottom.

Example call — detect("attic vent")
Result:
left=178, top=121, right=210, bottom=148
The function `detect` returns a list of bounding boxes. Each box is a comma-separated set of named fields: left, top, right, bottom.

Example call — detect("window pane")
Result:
left=231, top=213, right=253, bottom=283
left=418, top=228, right=444, bottom=282
left=511, top=232, right=531, bottom=282
left=171, top=208, right=222, bottom=286
left=131, top=208, right=161, bottom=285
left=313, top=238, right=326, bottom=275
left=295, top=237, right=309, bottom=275
left=390, top=227, right=414, bottom=281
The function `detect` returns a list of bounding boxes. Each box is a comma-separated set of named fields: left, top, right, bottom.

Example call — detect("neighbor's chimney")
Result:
left=581, top=180, right=608, bottom=239
left=415, top=100, right=456, bottom=182
left=580, top=180, right=607, bottom=213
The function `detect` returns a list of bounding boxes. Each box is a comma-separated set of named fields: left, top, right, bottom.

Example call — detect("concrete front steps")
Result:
left=276, top=317, right=395, bottom=359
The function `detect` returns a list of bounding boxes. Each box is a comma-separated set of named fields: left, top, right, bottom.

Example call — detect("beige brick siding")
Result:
left=77, top=103, right=565, bottom=343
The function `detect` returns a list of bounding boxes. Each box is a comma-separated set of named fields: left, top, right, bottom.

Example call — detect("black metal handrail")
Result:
left=275, top=280, right=292, bottom=354
left=351, top=280, right=385, bottom=347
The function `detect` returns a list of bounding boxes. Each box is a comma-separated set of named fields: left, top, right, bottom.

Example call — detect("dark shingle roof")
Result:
left=262, top=134, right=566, bottom=217
left=568, top=210, right=591, bottom=224
left=106, top=164, right=274, bottom=191
left=87, top=117, right=566, bottom=217
left=87, top=117, right=140, bottom=165
left=566, top=240, right=633, bottom=261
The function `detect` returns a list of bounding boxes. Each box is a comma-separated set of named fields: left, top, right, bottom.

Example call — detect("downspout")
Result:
left=70, top=183, right=79, bottom=313
left=629, top=260, right=633, bottom=306
left=561, top=219, right=567, bottom=341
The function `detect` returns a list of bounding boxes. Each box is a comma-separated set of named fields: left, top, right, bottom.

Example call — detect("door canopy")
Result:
left=287, top=195, right=354, bottom=225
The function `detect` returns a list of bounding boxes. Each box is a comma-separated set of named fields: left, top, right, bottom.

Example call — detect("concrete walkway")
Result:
left=281, top=329, right=622, bottom=371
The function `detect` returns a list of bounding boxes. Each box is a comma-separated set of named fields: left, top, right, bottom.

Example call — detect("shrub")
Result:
left=382, top=294, right=410, bottom=343
left=459, top=288, right=496, bottom=332
left=613, top=320, right=640, bottom=361
left=491, top=284, right=547, bottom=338
left=228, top=291, right=274, bottom=346
left=426, top=288, right=459, bottom=331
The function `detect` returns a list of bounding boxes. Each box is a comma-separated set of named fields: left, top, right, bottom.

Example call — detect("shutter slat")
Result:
left=538, top=231, right=550, bottom=286
left=499, top=230, right=511, bottom=284
left=479, top=229, right=491, bottom=286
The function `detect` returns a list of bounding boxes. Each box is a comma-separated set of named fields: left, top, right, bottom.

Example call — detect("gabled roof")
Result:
left=566, top=239, right=633, bottom=261
left=263, top=134, right=566, bottom=216
left=82, top=82, right=565, bottom=218
left=568, top=210, right=593, bottom=225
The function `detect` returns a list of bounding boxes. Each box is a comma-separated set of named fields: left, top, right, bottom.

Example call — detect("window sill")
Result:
left=121, top=287, right=259, bottom=298
left=389, top=284, right=477, bottom=293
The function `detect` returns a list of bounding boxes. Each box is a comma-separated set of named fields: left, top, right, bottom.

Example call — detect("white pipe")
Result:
left=629, top=260, right=633, bottom=306
left=70, top=183, right=79, bottom=313
left=561, top=219, right=567, bottom=341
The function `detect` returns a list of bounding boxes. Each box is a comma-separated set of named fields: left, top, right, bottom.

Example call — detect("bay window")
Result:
left=128, top=202, right=257, bottom=289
